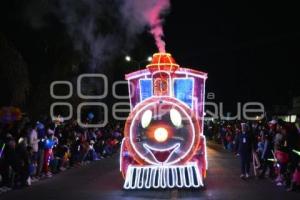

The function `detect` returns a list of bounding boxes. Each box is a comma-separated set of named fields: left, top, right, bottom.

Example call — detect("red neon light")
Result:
left=146, top=53, right=180, bottom=73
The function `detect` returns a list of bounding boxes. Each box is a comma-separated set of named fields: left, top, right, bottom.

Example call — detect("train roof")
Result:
left=125, top=67, right=208, bottom=80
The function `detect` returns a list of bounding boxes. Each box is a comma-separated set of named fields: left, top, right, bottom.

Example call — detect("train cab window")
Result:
left=153, top=72, right=170, bottom=96
left=173, top=78, right=193, bottom=108
left=139, top=79, right=153, bottom=101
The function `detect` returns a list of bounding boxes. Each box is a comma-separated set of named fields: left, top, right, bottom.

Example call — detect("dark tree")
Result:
left=0, top=33, right=30, bottom=107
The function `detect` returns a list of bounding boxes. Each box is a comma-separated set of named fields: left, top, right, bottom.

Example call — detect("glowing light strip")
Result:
left=178, top=68, right=208, bottom=77
left=125, top=67, right=207, bottom=81
left=292, top=149, right=300, bottom=156
left=202, top=77, right=207, bottom=128
left=127, top=80, right=133, bottom=111
left=120, top=138, right=126, bottom=172
left=147, top=63, right=180, bottom=69
left=201, top=78, right=207, bottom=170
left=166, top=54, right=174, bottom=73
left=143, top=143, right=180, bottom=165
left=126, top=71, right=151, bottom=81
left=134, top=94, right=192, bottom=111
left=123, top=162, right=203, bottom=189
left=0, top=143, right=6, bottom=158
left=175, top=70, right=207, bottom=80
left=158, top=53, right=162, bottom=72
left=153, top=53, right=172, bottom=57
left=129, top=100, right=195, bottom=166
left=202, top=135, right=208, bottom=169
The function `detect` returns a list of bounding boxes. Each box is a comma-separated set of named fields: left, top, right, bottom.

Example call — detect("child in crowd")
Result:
left=43, top=129, right=57, bottom=178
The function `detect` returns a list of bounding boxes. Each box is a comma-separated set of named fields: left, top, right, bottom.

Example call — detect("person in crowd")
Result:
left=259, top=132, right=274, bottom=179
left=226, top=129, right=234, bottom=152
left=233, top=125, right=241, bottom=156
left=36, top=122, right=45, bottom=178
left=220, top=126, right=227, bottom=149
left=43, top=128, right=56, bottom=178
left=27, top=123, right=39, bottom=181
left=0, top=134, right=18, bottom=189
left=83, top=140, right=99, bottom=161
left=287, top=160, right=300, bottom=191
left=274, top=125, right=289, bottom=186
left=274, top=125, right=283, bottom=151
left=238, top=123, right=252, bottom=178
left=70, top=136, right=81, bottom=167
left=15, top=136, right=30, bottom=187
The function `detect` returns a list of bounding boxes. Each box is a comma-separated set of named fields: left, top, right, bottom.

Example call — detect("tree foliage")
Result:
left=0, top=33, right=30, bottom=107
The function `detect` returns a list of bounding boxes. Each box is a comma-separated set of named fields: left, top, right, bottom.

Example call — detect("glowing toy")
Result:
left=293, top=149, right=300, bottom=156
left=120, top=53, right=208, bottom=189
left=0, top=143, right=5, bottom=158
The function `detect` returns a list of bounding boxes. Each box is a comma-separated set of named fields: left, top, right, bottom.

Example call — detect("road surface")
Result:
left=1, top=142, right=299, bottom=200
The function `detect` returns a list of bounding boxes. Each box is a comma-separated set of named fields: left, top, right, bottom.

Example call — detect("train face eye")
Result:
left=154, top=127, right=168, bottom=142
left=170, top=108, right=182, bottom=128
left=141, top=110, right=152, bottom=128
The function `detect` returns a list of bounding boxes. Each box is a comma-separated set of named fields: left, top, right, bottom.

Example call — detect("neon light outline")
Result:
left=123, top=162, right=203, bottom=189
left=151, top=71, right=171, bottom=96
left=129, top=99, right=196, bottom=166
left=143, top=143, right=180, bottom=165
left=173, top=77, right=195, bottom=109
left=122, top=53, right=208, bottom=189
left=139, top=78, right=153, bottom=102
left=120, top=138, right=126, bottom=172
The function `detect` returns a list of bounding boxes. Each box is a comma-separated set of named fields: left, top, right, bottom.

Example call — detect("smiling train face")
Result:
left=124, top=97, right=200, bottom=166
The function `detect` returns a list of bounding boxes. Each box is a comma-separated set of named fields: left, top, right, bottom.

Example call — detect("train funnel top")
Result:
left=146, top=53, right=180, bottom=73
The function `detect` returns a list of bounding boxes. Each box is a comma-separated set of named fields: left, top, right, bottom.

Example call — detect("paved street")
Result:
left=1, top=143, right=299, bottom=200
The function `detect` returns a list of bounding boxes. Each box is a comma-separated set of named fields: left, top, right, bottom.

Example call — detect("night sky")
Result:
left=1, top=0, right=300, bottom=114
left=164, top=1, right=300, bottom=110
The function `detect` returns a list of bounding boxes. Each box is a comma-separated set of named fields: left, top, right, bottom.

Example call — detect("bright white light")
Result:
left=154, top=127, right=168, bottom=142
left=18, top=138, right=24, bottom=144
left=125, top=56, right=131, bottom=62
left=170, top=109, right=182, bottom=128
left=119, top=138, right=126, bottom=172
left=123, top=162, right=203, bottom=189
left=141, top=110, right=152, bottom=128
left=147, top=56, right=153, bottom=62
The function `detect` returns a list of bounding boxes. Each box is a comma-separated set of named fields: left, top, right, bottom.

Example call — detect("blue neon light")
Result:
left=140, top=79, right=152, bottom=101
left=173, top=79, right=193, bottom=108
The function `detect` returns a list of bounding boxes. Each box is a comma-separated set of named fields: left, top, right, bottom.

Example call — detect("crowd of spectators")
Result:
left=0, top=116, right=123, bottom=193
left=2, top=113, right=300, bottom=193
left=205, top=118, right=300, bottom=192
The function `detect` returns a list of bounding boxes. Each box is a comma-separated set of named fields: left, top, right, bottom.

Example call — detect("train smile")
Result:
left=143, top=143, right=180, bottom=163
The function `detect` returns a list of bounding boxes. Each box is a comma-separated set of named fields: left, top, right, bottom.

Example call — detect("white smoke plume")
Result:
left=25, top=0, right=171, bottom=70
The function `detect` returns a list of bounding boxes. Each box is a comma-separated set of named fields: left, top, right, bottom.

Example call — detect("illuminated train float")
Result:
left=120, top=53, right=208, bottom=189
